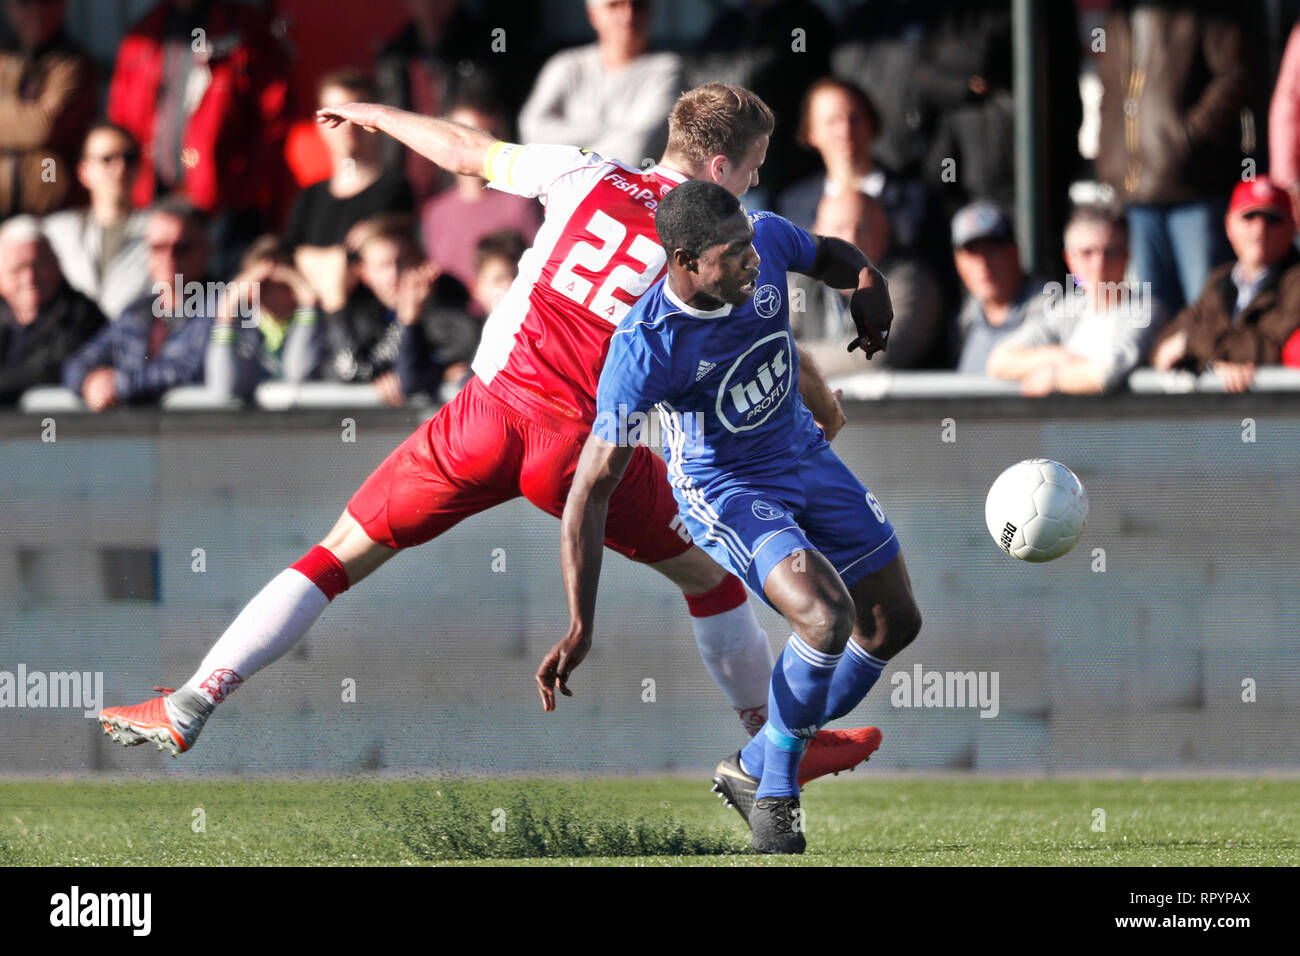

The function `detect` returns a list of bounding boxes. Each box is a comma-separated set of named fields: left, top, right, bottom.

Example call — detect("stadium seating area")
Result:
left=4, top=0, right=1300, bottom=415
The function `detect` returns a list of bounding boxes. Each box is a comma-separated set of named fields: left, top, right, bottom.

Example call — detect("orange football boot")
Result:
left=100, top=687, right=204, bottom=756
left=797, top=726, right=883, bottom=786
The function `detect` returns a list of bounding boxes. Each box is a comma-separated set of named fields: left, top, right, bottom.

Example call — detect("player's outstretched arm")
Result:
left=316, top=102, right=495, bottom=178
left=536, top=433, right=636, bottom=711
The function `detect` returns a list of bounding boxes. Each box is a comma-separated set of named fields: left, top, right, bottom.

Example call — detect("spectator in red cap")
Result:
left=1151, top=176, right=1300, bottom=392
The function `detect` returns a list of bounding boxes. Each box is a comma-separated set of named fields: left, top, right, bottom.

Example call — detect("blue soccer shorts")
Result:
left=671, top=442, right=900, bottom=605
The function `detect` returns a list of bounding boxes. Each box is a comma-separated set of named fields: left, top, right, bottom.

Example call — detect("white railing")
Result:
left=17, top=368, right=1300, bottom=414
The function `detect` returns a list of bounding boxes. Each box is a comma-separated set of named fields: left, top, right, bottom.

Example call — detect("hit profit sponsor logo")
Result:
left=717, top=331, right=793, bottom=433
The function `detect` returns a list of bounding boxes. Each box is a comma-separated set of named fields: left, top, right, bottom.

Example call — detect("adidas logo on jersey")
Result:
left=695, top=360, right=717, bottom=381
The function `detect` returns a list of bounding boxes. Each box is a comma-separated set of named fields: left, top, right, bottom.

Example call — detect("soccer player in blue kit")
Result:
left=538, top=179, right=922, bottom=854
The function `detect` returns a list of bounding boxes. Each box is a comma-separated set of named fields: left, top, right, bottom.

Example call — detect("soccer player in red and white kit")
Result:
left=99, top=84, right=881, bottom=781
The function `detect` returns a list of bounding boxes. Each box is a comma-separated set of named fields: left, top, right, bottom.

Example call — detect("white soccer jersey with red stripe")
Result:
left=472, top=142, right=686, bottom=424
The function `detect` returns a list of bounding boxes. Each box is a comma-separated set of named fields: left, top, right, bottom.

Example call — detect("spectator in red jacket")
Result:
left=106, top=0, right=290, bottom=277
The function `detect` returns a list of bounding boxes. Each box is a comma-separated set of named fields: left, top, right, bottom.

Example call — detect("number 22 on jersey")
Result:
left=548, top=209, right=667, bottom=325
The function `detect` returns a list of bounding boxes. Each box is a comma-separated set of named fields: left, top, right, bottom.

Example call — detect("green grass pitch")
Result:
left=1, top=777, right=1296, bottom=866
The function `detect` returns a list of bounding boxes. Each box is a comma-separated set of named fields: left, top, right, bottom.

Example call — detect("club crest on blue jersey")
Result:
left=751, top=500, right=784, bottom=520
left=716, top=331, right=794, bottom=433
left=752, top=284, right=782, bottom=317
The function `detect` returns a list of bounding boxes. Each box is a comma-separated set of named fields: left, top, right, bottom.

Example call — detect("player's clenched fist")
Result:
left=535, top=629, right=592, bottom=711
left=847, top=266, right=892, bottom=357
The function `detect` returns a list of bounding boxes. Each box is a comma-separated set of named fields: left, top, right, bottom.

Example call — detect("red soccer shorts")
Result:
left=346, top=375, right=692, bottom=563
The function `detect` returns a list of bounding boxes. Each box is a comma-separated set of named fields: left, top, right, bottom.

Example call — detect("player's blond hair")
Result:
left=665, top=83, right=775, bottom=167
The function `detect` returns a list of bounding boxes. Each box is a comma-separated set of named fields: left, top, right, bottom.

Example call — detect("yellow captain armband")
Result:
left=483, top=141, right=524, bottom=188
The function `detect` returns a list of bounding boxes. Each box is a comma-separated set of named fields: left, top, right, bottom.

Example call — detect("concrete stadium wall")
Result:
left=1, top=395, right=1297, bottom=776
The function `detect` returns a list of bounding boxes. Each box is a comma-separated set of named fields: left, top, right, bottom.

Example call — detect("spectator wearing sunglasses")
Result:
left=62, top=198, right=215, bottom=411
left=988, top=204, right=1160, bottom=396
left=42, top=123, right=150, bottom=320
left=1151, top=177, right=1300, bottom=392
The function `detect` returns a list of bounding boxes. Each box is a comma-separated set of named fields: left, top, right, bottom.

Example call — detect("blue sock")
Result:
left=823, top=640, right=888, bottom=721
left=744, top=635, right=841, bottom=799
left=739, top=723, right=767, bottom=780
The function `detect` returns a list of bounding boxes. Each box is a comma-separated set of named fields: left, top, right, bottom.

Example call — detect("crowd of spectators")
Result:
left=2, top=0, right=1300, bottom=415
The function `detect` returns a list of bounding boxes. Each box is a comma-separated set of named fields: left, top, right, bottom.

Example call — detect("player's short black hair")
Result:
left=656, top=180, right=743, bottom=260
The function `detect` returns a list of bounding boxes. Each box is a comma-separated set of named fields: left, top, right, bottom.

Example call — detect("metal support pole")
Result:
left=1013, top=0, right=1042, bottom=276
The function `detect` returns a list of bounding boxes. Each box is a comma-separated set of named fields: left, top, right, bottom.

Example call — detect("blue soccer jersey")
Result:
left=594, top=210, right=823, bottom=484
left=593, top=211, right=900, bottom=599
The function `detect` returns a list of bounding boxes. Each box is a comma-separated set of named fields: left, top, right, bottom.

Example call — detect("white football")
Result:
left=985, top=459, right=1088, bottom=562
